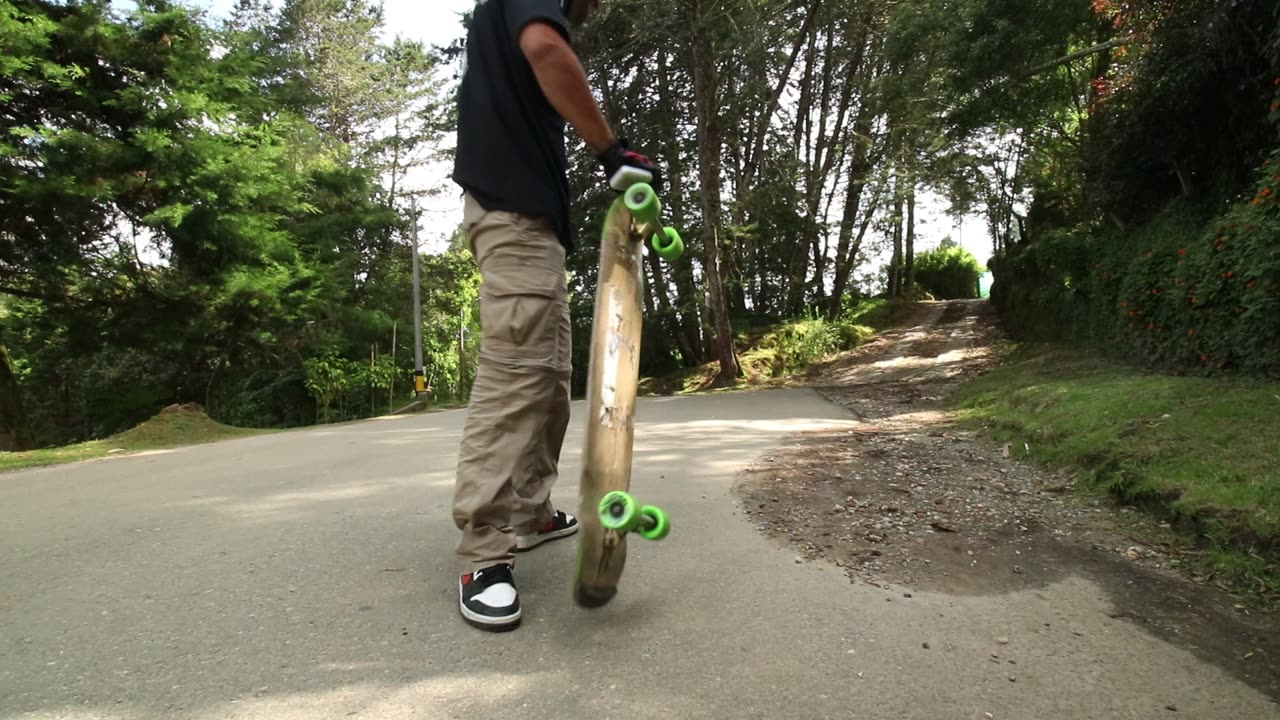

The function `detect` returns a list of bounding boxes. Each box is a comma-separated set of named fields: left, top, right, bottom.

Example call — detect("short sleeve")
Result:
left=504, top=0, right=570, bottom=45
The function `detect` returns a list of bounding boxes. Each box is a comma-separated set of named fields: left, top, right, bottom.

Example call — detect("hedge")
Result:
left=991, top=146, right=1280, bottom=377
left=914, top=246, right=985, bottom=300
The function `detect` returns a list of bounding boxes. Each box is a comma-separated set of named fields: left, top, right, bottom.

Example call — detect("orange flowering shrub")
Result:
left=992, top=145, right=1280, bottom=377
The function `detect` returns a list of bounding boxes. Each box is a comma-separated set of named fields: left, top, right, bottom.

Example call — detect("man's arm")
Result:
left=518, top=22, right=615, bottom=154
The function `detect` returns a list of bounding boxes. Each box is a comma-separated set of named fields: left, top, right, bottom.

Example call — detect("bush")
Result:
left=742, top=300, right=891, bottom=377
left=914, top=246, right=986, bottom=299
left=750, top=319, right=853, bottom=377
left=992, top=146, right=1280, bottom=377
left=843, top=297, right=894, bottom=327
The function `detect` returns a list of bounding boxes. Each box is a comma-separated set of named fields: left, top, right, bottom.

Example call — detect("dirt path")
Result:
left=736, top=299, right=1280, bottom=703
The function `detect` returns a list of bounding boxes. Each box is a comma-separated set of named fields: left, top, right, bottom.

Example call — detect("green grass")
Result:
left=0, top=404, right=272, bottom=472
left=951, top=344, right=1280, bottom=593
left=640, top=300, right=904, bottom=395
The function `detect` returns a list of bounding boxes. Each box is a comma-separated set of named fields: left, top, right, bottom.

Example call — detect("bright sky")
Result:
left=197, top=0, right=474, bottom=47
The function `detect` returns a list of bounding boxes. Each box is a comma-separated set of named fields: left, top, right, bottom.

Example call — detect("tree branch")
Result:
left=741, top=0, right=824, bottom=191
left=1020, top=38, right=1132, bottom=79
left=0, top=283, right=57, bottom=302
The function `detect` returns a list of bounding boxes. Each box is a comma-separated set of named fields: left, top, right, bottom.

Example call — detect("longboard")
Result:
left=573, top=182, right=683, bottom=608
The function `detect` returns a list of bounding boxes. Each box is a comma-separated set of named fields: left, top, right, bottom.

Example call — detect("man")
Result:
left=450, top=0, right=663, bottom=631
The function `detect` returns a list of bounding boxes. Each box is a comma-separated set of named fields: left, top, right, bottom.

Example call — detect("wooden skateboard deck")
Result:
left=573, top=183, right=681, bottom=608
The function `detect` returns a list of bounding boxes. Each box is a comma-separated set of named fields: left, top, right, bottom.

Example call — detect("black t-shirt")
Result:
left=452, top=0, right=575, bottom=251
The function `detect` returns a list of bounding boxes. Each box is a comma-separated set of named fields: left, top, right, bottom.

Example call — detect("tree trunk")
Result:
left=889, top=173, right=904, bottom=297
left=826, top=44, right=880, bottom=316
left=786, top=18, right=860, bottom=315
left=811, top=231, right=827, bottom=307
left=1174, top=158, right=1194, bottom=197
left=2, top=343, right=31, bottom=451
left=643, top=246, right=684, bottom=367
left=730, top=279, right=747, bottom=316
left=673, top=262, right=704, bottom=366
left=691, top=0, right=739, bottom=385
left=656, top=48, right=704, bottom=366
left=807, top=22, right=837, bottom=310
left=905, top=177, right=916, bottom=293
left=783, top=26, right=819, bottom=316
left=829, top=166, right=869, bottom=316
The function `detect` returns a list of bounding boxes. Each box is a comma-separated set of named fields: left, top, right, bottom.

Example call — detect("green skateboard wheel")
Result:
left=651, top=227, right=683, bottom=262
left=599, top=491, right=640, bottom=532
left=624, top=183, right=661, bottom=223
left=637, top=505, right=670, bottom=541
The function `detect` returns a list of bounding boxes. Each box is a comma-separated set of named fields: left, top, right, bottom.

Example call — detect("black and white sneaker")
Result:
left=516, top=510, right=579, bottom=551
left=459, top=563, right=521, bottom=631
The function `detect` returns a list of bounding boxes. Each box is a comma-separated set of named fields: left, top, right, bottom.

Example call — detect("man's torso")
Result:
left=452, top=0, right=575, bottom=250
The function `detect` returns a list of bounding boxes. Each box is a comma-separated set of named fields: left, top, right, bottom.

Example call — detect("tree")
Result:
left=0, top=0, right=454, bottom=444
left=686, top=0, right=740, bottom=385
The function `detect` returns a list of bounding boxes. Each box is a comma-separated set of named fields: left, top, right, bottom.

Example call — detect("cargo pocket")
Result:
left=479, top=259, right=566, bottom=370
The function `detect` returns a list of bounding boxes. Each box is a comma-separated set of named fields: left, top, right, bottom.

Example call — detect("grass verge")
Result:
left=0, top=403, right=271, bottom=473
left=951, top=344, right=1280, bottom=597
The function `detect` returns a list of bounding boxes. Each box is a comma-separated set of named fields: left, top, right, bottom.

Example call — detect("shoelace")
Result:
left=474, top=564, right=513, bottom=590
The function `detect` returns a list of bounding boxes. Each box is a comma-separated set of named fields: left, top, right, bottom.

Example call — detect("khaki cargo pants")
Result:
left=452, top=193, right=572, bottom=573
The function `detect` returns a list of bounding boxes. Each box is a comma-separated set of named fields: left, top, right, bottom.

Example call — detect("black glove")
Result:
left=596, top=138, right=664, bottom=193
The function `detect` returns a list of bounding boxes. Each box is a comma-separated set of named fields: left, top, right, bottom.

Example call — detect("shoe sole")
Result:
left=460, top=605, right=521, bottom=632
left=458, top=597, right=522, bottom=630
left=515, top=523, right=579, bottom=552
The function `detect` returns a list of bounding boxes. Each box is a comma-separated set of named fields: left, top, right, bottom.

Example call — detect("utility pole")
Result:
left=411, top=197, right=425, bottom=398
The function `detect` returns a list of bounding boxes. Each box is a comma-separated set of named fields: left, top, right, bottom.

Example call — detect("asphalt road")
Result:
left=2, top=389, right=1276, bottom=719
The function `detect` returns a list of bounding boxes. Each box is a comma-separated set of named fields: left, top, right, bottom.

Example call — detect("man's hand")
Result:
left=518, top=21, right=614, bottom=154
left=597, top=138, right=664, bottom=193
left=518, top=21, right=663, bottom=194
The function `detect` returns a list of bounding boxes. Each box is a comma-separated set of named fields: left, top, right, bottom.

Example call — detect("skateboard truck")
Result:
left=598, top=490, right=671, bottom=541
left=623, top=183, right=684, bottom=262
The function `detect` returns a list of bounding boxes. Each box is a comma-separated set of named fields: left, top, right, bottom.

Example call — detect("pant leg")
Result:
left=512, top=303, right=572, bottom=534
left=453, top=194, right=572, bottom=572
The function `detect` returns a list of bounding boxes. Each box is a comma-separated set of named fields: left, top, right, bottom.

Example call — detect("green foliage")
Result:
left=302, top=351, right=400, bottom=421
left=416, top=245, right=480, bottom=403
left=993, top=147, right=1280, bottom=377
left=843, top=297, right=896, bottom=328
left=882, top=0, right=1101, bottom=257
left=885, top=0, right=1096, bottom=136
left=953, top=346, right=1280, bottom=592
left=302, top=354, right=348, bottom=419
left=913, top=246, right=985, bottom=299
left=0, top=0, right=462, bottom=446
left=747, top=320, right=859, bottom=378
left=641, top=299, right=899, bottom=395
left=741, top=300, right=892, bottom=378
left=983, top=0, right=1280, bottom=378
left=1083, top=0, right=1280, bottom=225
